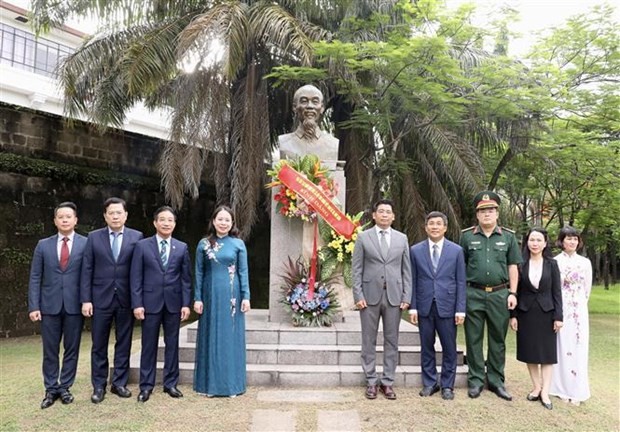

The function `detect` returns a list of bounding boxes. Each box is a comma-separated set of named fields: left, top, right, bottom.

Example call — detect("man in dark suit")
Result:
left=80, top=197, right=143, bottom=403
left=409, top=211, right=466, bottom=400
left=131, top=206, right=191, bottom=402
left=352, top=199, right=412, bottom=400
left=28, top=202, right=87, bottom=409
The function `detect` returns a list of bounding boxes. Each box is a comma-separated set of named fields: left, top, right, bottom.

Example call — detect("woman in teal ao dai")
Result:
left=193, top=206, right=251, bottom=397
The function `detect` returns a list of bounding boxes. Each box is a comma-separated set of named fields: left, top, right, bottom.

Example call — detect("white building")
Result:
left=0, top=1, right=170, bottom=139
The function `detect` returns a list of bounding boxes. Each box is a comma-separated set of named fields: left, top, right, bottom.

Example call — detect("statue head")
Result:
left=292, top=85, right=325, bottom=140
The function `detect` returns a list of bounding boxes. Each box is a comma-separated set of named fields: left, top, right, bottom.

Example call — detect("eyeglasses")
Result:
left=375, top=209, right=393, bottom=215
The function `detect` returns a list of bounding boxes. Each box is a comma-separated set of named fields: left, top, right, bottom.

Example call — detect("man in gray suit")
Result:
left=352, top=199, right=412, bottom=400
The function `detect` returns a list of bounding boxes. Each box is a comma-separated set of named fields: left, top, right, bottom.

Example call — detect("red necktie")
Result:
left=60, top=237, right=69, bottom=271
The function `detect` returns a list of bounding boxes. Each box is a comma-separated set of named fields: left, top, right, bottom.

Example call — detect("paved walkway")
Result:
left=250, top=390, right=361, bottom=432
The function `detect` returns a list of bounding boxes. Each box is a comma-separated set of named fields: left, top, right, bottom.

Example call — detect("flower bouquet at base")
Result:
left=280, top=257, right=340, bottom=327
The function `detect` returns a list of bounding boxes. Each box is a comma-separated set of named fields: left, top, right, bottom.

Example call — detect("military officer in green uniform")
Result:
left=460, top=191, right=521, bottom=401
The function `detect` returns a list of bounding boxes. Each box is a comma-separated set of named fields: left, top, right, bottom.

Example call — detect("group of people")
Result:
left=28, top=192, right=592, bottom=410
left=28, top=199, right=250, bottom=409
left=352, top=193, right=592, bottom=409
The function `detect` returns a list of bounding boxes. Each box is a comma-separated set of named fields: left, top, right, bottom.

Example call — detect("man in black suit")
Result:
left=28, top=202, right=87, bottom=408
left=131, top=206, right=191, bottom=402
left=80, top=197, right=143, bottom=403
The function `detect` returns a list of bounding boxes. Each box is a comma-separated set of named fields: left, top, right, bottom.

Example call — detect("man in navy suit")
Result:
left=80, top=197, right=143, bottom=403
left=409, top=211, right=466, bottom=400
left=131, top=206, right=191, bottom=402
left=28, top=202, right=87, bottom=409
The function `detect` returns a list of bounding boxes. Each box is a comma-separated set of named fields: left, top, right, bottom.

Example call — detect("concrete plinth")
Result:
left=268, top=162, right=354, bottom=323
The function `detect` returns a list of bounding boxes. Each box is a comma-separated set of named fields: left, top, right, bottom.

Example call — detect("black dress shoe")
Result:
left=111, top=385, right=132, bottom=398
left=441, top=388, right=455, bottom=400
left=40, top=392, right=59, bottom=409
left=365, top=385, right=377, bottom=400
left=489, top=386, right=513, bottom=401
left=163, top=387, right=183, bottom=398
left=59, top=390, right=74, bottom=404
left=137, top=390, right=152, bottom=402
left=540, top=398, right=553, bottom=410
left=379, top=385, right=397, bottom=400
left=91, top=388, right=106, bottom=404
left=467, top=386, right=483, bottom=398
left=527, top=392, right=541, bottom=401
left=419, top=383, right=440, bottom=397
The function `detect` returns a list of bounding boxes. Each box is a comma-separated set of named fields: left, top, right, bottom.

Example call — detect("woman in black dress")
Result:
left=509, top=228, right=563, bottom=410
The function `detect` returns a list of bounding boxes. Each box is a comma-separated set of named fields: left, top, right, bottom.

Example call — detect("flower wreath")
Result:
left=266, top=155, right=338, bottom=221
left=280, top=257, right=340, bottom=327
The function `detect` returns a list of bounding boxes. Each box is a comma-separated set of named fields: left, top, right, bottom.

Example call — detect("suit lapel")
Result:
left=151, top=236, right=166, bottom=272
left=435, top=241, right=448, bottom=273
left=423, top=239, right=434, bottom=273
left=48, top=235, right=61, bottom=270
left=369, top=229, right=385, bottom=261
left=98, top=228, right=115, bottom=261
left=59, top=234, right=84, bottom=272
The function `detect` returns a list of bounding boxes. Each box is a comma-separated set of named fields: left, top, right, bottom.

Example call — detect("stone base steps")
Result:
left=167, top=341, right=464, bottom=366
left=128, top=360, right=469, bottom=388
left=127, top=309, right=468, bottom=388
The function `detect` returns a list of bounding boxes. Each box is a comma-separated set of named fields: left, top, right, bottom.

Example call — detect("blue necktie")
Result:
left=160, top=240, right=168, bottom=267
left=111, top=232, right=121, bottom=262
left=432, top=244, right=439, bottom=272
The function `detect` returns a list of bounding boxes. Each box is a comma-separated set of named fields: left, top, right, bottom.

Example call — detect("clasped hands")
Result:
left=355, top=299, right=409, bottom=311
left=193, top=300, right=251, bottom=315
left=133, top=306, right=191, bottom=321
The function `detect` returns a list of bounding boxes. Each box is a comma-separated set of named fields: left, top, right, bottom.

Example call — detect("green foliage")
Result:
left=0, top=248, right=31, bottom=266
left=0, top=153, right=160, bottom=189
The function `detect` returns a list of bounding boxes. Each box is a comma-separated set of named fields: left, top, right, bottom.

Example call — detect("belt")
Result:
left=469, top=282, right=509, bottom=292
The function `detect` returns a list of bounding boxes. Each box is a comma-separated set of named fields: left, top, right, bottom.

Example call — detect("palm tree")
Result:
left=30, top=0, right=412, bottom=239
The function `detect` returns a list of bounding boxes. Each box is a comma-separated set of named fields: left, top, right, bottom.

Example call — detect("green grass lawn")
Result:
left=1, top=289, right=618, bottom=431
left=589, top=283, right=619, bottom=314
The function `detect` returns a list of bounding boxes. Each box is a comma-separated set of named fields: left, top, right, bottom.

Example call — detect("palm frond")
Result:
left=177, top=1, right=249, bottom=81
left=229, top=63, right=271, bottom=239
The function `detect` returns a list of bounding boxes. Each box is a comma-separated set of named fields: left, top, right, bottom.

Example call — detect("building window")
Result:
left=0, top=23, right=73, bottom=77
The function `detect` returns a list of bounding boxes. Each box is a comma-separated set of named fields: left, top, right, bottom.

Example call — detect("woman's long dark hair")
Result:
left=206, top=205, right=239, bottom=247
left=522, top=227, right=553, bottom=262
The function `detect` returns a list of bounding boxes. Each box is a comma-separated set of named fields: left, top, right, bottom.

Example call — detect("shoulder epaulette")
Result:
left=502, top=227, right=515, bottom=233
left=461, top=226, right=475, bottom=232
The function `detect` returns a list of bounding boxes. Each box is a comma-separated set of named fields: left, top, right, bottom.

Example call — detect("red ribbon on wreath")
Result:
left=277, top=164, right=356, bottom=297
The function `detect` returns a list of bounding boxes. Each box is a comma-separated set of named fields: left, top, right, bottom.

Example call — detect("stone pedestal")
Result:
left=268, top=162, right=354, bottom=323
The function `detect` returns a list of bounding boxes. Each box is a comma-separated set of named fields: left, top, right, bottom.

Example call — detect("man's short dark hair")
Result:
left=54, top=201, right=77, bottom=216
left=372, top=198, right=394, bottom=212
left=425, top=211, right=448, bottom=226
left=104, top=197, right=127, bottom=212
left=153, top=205, right=177, bottom=221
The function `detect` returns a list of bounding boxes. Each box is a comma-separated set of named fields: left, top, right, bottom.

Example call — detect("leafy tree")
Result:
left=30, top=0, right=407, bottom=238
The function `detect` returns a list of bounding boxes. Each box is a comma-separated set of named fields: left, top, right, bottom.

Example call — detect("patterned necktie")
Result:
left=432, top=243, right=439, bottom=271
left=60, top=237, right=69, bottom=271
left=380, top=230, right=388, bottom=259
left=160, top=240, right=168, bottom=267
left=111, top=232, right=121, bottom=262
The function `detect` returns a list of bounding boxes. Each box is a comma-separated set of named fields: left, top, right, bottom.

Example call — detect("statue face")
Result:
left=293, top=86, right=324, bottom=122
